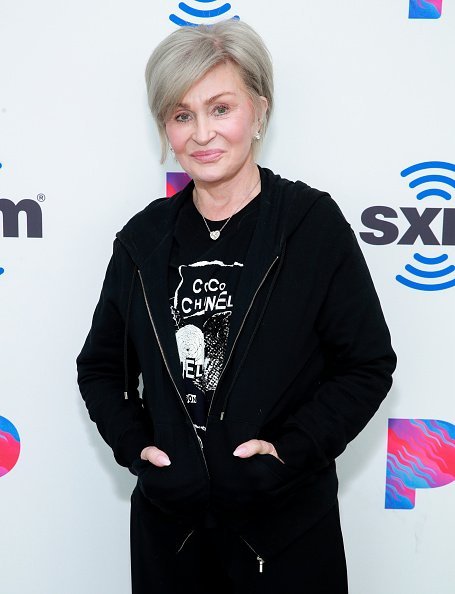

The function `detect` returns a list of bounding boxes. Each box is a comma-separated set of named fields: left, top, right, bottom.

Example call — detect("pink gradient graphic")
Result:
left=385, top=419, right=455, bottom=509
left=409, top=0, right=443, bottom=18
left=166, top=172, right=192, bottom=198
left=0, top=416, right=20, bottom=477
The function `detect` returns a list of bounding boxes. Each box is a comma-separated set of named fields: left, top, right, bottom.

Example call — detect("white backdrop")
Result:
left=1, top=1, right=454, bottom=592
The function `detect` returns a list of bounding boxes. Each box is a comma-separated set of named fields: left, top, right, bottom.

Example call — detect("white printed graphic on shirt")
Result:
left=170, top=260, right=243, bottom=433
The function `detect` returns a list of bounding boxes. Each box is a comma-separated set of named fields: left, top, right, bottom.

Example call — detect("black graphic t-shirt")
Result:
left=168, top=190, right=261, bottom=449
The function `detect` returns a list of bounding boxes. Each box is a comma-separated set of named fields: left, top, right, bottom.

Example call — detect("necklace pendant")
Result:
left=210, top=230, right=220, bottom=240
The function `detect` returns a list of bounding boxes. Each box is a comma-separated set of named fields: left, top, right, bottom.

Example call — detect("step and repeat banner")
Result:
left=1, top=1, right=454, bottom=593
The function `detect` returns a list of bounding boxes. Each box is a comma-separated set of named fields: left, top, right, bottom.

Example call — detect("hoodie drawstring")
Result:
left=124, top=264, right=137, bottom=399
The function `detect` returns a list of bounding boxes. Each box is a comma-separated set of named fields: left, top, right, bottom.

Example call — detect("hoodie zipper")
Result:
left=176, top=528, right=195, bottom=554
left=176, top=529, right=265, bottom=572
left=239, top=535, right=266, bottom=573
left=208, top=254, right=280, bottom=421
left=138, top=267, right=269, bottom=572
left=137, top=269, right=210, bottom=478
left=137, top=254, right=279, bottom=477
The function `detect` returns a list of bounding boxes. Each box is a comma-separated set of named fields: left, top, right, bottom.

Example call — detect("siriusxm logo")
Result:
left=169, top=1, right=239, bottom=27
left=359, top=161, right=455, bottom=291
left=386, top=418, right=455, bottom=509
left=409, top=0, right=443, bottom=19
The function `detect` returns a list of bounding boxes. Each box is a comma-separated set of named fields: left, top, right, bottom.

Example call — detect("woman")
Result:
left=76, top=20, right=396, bottom=594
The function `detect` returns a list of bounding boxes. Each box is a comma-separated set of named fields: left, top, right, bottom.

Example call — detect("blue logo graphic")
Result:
left=359, top=160, right=455, bottom=291
left=409, top=0, right=443, bottom=19
left=170, top=1, right=239, bottom=27
left=396, top=253, right=455, bottom=291
left=396, top=161, right=455, bottom=291
left=401, top=161, right=455, bottom=201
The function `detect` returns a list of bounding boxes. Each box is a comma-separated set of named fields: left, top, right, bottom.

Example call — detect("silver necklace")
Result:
left=194, top=176, right=261, bottom=240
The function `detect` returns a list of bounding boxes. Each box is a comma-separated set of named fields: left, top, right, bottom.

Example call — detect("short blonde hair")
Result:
left=145, top=20, right=274, bottom=163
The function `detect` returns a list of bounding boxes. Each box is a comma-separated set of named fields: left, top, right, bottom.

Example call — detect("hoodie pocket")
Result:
left=254, top=452, right=300, bottom=482
left=205, top=419, right=301, bottom=514
left=134, top=422, right=209, bottom=518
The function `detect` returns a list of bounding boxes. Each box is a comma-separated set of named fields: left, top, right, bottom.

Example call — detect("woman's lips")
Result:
left=190, top=150, right=224, bottom=163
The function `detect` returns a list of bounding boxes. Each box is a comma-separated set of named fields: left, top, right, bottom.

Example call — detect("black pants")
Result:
left=130, top=486, right=348, bottom=594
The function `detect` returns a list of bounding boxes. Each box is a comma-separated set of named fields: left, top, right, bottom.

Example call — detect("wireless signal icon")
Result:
left=400, top=161, right=455, bottom=201
left=396, top=253, right=455, bottom=291
left=396, top=161, right=455, bottom=291
left=169, top=1, right=239, bottom=27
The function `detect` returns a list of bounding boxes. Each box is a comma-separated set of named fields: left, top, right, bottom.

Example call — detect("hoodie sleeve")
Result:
left=76, top=238, right=154, bottom=469
left=272, top=223, right=397, bottom=474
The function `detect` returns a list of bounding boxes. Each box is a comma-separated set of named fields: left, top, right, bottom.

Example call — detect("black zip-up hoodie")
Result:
left=76, top=165, right=396, bottom=562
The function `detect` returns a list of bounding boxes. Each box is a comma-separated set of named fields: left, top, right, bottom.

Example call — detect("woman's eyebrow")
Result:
left=206, top=91, right=237, bottom=104
left=177, top=92, right=237, bottom=109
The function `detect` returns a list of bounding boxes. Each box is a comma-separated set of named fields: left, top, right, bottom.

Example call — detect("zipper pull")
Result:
left=124, top=391, right=128, bottom=400
left=257, top=556, right=265, bottom=573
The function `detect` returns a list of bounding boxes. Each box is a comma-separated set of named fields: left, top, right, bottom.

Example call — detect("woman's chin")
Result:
left=186, top=167, right=228, bottom=185
left=183, top=162, right=252, bottom=187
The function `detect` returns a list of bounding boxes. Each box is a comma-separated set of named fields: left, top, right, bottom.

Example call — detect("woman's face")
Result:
left=165, top=61, right=267, bottom=186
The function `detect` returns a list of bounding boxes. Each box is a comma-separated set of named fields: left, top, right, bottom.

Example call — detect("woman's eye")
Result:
left=175, top=112, right=191, bottom=123
left=214, top=105, right=229, bottom=116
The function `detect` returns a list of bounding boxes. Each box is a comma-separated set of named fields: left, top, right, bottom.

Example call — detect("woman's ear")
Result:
left=258, top=95, right=269, bottom=122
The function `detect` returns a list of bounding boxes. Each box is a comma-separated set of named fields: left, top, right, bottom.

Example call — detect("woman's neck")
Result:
left=192, top=163, right=260, bottom=221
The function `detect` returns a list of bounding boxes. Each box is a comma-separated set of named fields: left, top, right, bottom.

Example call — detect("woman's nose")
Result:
left=192, top=115, right=216, bottom=145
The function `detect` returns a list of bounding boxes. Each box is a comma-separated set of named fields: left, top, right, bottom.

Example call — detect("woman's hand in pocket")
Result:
left=232, top=439, right=285, bottom=464
left=140, top=445, right=171, bottom=467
